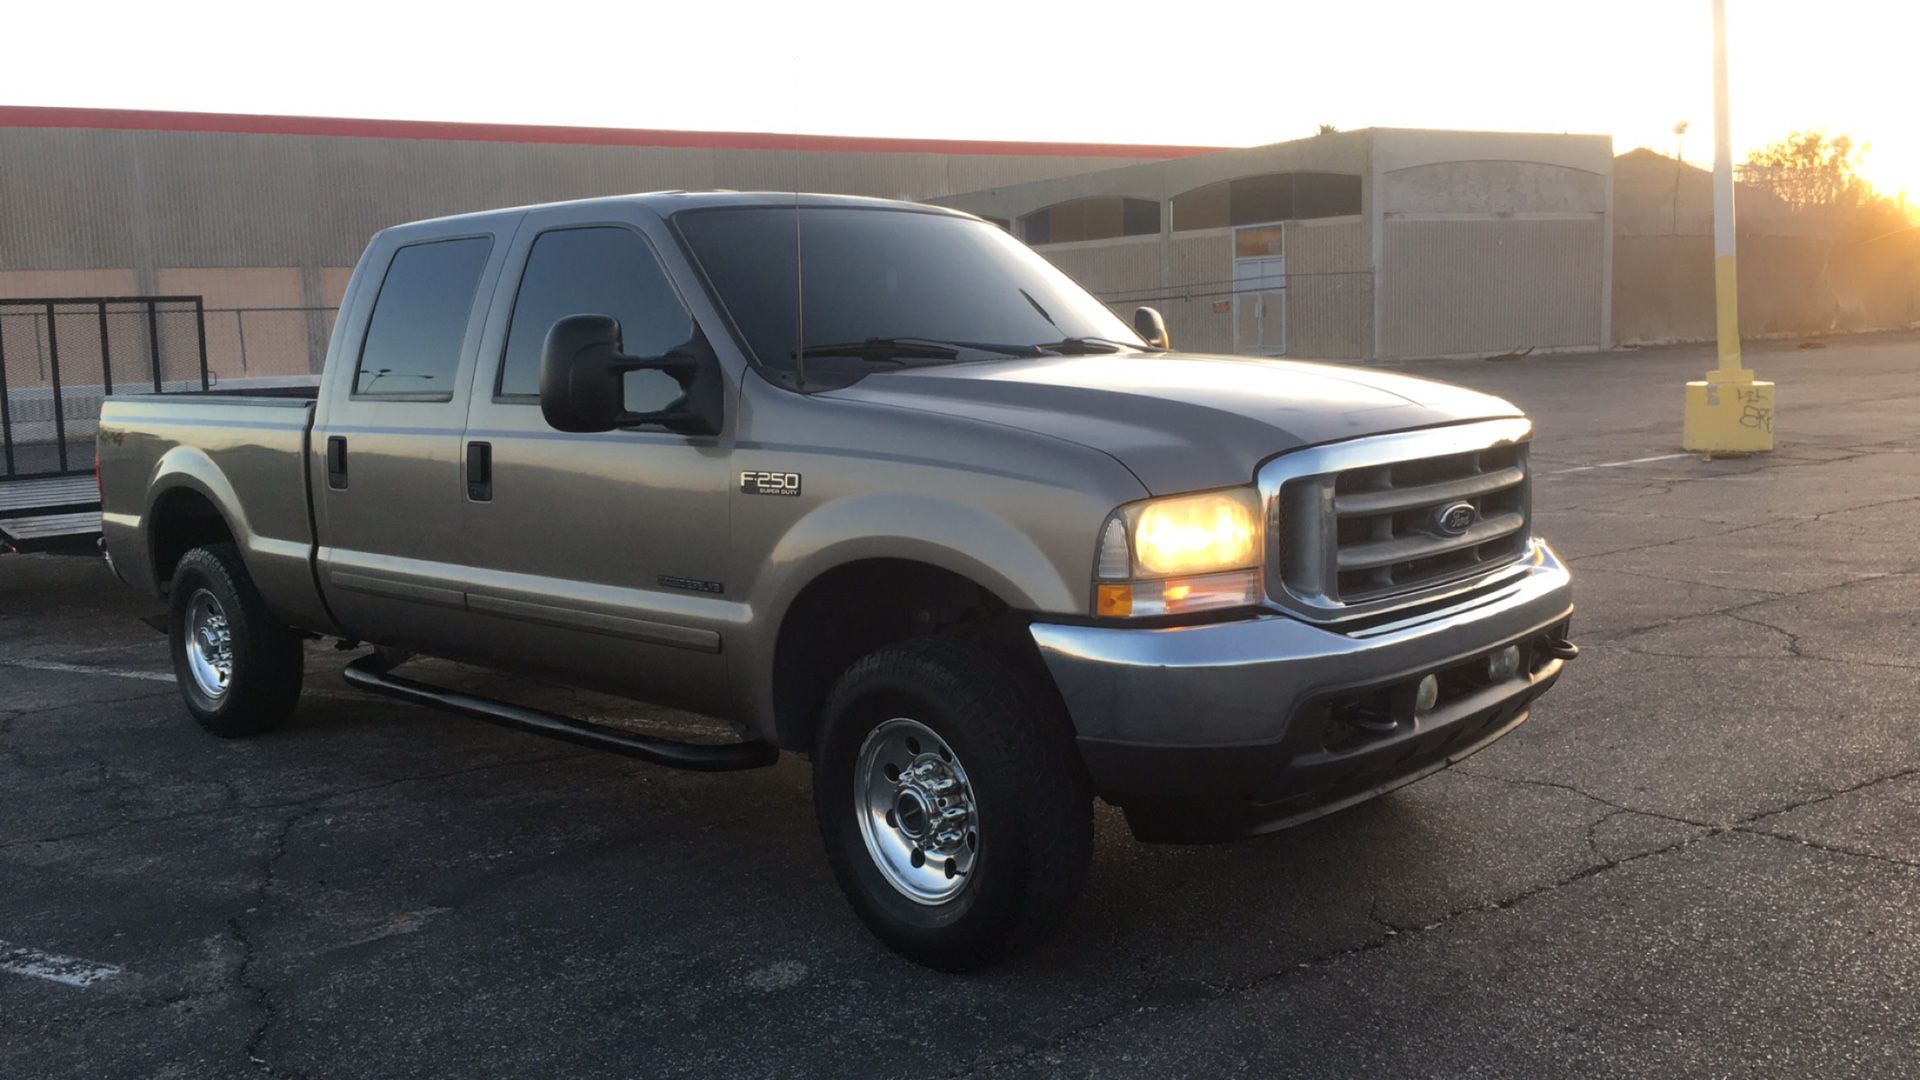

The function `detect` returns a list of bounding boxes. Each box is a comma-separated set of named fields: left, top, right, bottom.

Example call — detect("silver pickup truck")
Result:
left=99, top=192, right=1575, bottom=968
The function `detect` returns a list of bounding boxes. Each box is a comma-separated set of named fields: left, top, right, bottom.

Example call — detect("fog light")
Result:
left=1414, top=674, right=1440, bottom=715
left=1488, top=645, right=1522, bottom=681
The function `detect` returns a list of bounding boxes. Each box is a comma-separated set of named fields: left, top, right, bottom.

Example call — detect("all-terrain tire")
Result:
left=167, top=543, right=304, bottom=737
left=813, top=636, right=1092, bottom=969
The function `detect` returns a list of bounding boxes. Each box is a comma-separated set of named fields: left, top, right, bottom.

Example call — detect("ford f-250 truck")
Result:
left=99, top=192, right=1575, bottom=968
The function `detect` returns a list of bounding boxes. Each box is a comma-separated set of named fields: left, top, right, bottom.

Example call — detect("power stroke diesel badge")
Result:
left=740, top=470, right=802, bottom=496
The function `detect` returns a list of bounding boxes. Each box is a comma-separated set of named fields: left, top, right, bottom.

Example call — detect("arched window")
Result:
left=1019, top=196, right=1161, bottom=244
left=1171, top=172, right=1362, bottom=231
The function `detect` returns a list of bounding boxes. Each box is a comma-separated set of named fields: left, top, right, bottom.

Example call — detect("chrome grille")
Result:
left=1330, top=442, right=1529, bottom=601
left=1259, top=419, right=1534, bottom=622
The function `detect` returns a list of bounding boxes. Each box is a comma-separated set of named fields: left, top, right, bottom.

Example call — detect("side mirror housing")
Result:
left=1133, top=306, right=1171, bottom=350
left=538, top=314, right=721, bottom=435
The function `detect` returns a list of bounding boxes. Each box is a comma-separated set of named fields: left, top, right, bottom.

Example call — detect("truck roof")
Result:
left=384, top=190, right=974, bottom=237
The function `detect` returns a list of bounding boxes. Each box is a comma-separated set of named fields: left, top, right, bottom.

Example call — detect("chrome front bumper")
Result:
left=1028, top=540, right=1574, bottom=840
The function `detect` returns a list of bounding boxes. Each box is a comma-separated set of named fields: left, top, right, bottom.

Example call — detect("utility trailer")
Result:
left=0, top=296, right=213, bottom=550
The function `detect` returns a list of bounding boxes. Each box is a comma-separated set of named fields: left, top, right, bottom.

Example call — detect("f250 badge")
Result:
left=740, top=470, right=802, bottom=497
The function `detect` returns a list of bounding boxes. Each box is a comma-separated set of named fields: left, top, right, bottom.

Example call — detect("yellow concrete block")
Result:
left=1683, top=380, right=1775, bottom=453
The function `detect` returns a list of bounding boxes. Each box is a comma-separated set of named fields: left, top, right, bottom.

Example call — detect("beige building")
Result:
left=5, top=106, right=1904, bottom=392
left=0, top=106, right=1213, bottom=389
left=937, top=128, right=1616, bottom=360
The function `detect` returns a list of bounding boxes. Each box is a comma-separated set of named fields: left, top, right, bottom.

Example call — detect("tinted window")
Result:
left=676, top=207, right=1139, bottom=377
left=498, top=226, right=694, bottom=410
left=1018, top=196, right=1160, bottom=245
left=1171, top=173, right=1363, bottom=231
left=355, top=237, right=492, bottom=397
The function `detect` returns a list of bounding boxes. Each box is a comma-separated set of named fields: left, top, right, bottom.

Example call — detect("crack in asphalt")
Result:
left=951, top=827, right=1708, bottom=1079
left=1543, top=451, right=1920, bottom=541
left=1595, top=638, right=1920, bottom=674
left=1573, top=562, right=1792, bottom=597
left=2, top=688, right=180, bottom=719
left=1738, top=764, right=1920, bottom=827
left=231, top=806, right=320, bottom=1079
left=951, top=761, right=1920, bottom=1076
left=1563, top=517, right=1781, bottom=565
left=1579, top=565, right=1920, bottom=647
left=0, top=749, right=598, bottom=851
left=1455, top=767, right=1715, bottom=830
left=1736, top=825, right=1920, bottom=872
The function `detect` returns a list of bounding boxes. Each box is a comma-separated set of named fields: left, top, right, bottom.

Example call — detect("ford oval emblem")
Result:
left=1434, top=501, right=1478, bottom=536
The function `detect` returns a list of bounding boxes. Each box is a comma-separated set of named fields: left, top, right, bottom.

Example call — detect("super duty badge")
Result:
left=740, top=470, right=802, bottom=497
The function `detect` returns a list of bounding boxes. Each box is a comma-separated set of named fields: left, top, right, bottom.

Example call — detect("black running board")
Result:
left=343, top=655, right=779, bottom=772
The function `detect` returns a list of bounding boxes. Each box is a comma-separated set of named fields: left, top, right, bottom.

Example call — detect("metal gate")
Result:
left=0, top=296, right=210, bottom=479
left=0, top=296, right=210, bottom=549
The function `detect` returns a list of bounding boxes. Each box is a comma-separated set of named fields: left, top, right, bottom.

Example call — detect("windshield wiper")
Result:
left=1036, top=336, right=1153, bottom=355
left=796, top=337, right=1044, bottom=362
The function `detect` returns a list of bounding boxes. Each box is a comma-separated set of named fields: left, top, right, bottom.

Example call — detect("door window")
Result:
left=354, top=236, right=493, bottom=398
left=496, top=226, right=694, bottom=411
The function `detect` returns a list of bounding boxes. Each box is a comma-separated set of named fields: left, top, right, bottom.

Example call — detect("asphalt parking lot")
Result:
left=4, top=332, right=1918, bottom=1078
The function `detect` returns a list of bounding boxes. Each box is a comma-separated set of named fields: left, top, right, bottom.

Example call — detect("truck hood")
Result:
left=820, top=352, right=1523, bottom=494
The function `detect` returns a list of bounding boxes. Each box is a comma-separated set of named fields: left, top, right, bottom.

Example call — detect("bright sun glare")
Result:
left=0, top=1, right=1913, bottom=208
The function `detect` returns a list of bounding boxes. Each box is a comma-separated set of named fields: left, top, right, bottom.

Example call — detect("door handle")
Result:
left=466, top=441, right=492, bottom=502
left=326, top=436, right=348, bottom=490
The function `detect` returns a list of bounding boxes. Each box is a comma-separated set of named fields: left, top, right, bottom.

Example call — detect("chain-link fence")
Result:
left=1094, top=270, right=1375, bottom=358
left=199, top=306, right=339, bottom=383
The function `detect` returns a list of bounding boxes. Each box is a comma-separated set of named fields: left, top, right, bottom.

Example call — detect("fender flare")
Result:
left=143, top=445, right=256, bottom=577
left=737, top=493, right=1086, bottom=740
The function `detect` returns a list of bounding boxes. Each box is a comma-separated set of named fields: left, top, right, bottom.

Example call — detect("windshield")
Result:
left=673, top=206, right=1143, bottom=383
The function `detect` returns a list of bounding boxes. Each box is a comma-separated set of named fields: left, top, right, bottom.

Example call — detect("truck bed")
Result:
left=96, top=392, right=322, bottom=627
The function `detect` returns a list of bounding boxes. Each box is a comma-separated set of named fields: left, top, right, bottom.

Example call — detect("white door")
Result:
left=1232, top=225, right=1287, bottom=356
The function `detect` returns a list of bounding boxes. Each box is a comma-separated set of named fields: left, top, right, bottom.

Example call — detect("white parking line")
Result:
left=0, top=658, right=173, bottom=683
left=1548, top=452, right=1695, bottom=475
left=0, top=940, right=122, bottom=987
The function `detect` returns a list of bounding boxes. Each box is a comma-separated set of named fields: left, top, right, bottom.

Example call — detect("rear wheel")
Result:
left=167, top=543, right=304, bottom=737
left=813, top=637, right=1092, bottom=969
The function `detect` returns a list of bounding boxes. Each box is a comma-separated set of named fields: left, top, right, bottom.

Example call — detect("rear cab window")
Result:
left=354, top=236, right=495, bottom=399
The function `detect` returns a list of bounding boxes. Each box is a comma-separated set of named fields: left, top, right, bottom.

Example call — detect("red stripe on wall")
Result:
left=0, top=105, right=1224, bottom=160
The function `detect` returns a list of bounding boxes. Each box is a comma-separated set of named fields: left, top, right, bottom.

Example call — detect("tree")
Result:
left=1740, top=131, right=1872, bottom=213
left=1740, top=131, right=1910, bottom=238
left=1314, top=124, right=1339, bottom=136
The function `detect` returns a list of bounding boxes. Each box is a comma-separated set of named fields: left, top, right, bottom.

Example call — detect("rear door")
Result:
left=451, top=205, right=734, bottom=715
left=311, top=224, right=514, bottom=650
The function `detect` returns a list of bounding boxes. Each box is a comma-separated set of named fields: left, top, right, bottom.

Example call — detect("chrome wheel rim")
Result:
left=855, top=718, right=978, bottom=905
left=184, top=589, right=233, bottom=699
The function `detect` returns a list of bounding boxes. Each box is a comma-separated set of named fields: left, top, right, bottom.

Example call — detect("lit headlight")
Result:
left=1093, top=488, right=1264, bottom=618
left=1133, top=491, right=1260, bottom=574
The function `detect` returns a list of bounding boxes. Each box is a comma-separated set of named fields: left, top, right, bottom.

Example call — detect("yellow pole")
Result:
left=1683, top=0, right=1775, bottom=452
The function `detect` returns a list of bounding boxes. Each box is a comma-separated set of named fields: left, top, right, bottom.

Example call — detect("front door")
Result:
left=1232, top=224, right=1288, bottom=356
left=313, top=230, right=505, bottom=650
left=454, top=208, right=733, bottom=716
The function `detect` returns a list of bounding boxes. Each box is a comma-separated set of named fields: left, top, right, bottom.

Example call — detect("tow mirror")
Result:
left=538, top=314, right=721, bottom=435
left=1133, top=306, right=1171, bottom=350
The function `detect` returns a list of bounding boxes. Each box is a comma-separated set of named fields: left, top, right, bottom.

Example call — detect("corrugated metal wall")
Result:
left=1378, top=216, right=1606, bottom=358
left=0, top=125, right=1162, bottom=304
left=1161, top=233, right=1234, bottom=353
left=1283, top=218, right=1369, bottom=358
left=1371, top=150, right=1611, bottom=359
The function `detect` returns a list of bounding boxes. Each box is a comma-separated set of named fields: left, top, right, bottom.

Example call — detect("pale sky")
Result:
left=4, top=0, right=1913, bottom=200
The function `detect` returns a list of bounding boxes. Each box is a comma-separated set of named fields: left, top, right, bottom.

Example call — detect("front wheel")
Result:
left=813, top=637, right=1092, bottom=969
left=167, top=543, right=304, bottom=737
